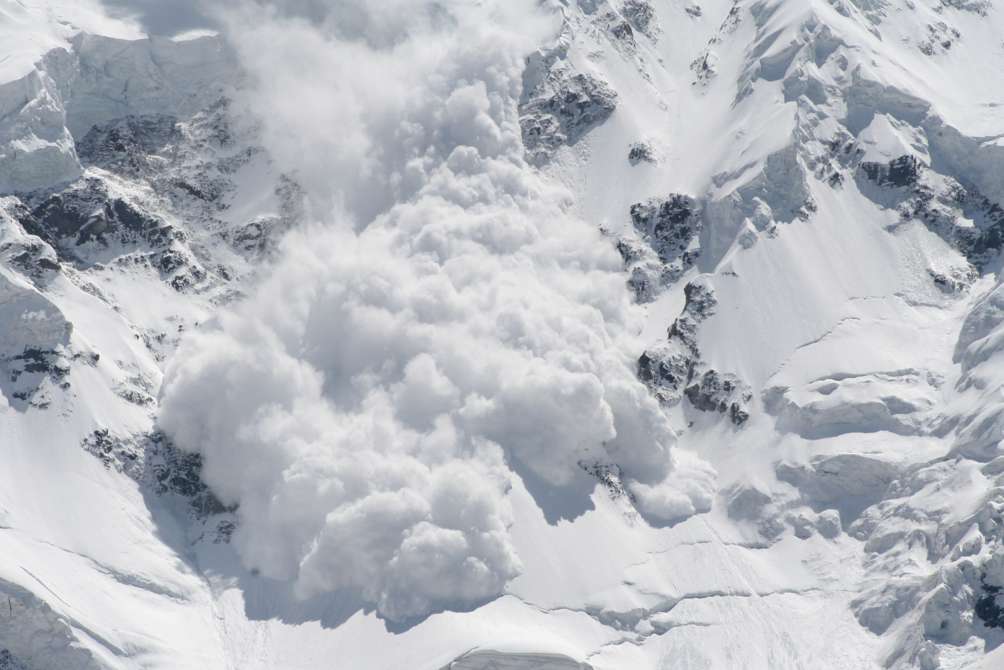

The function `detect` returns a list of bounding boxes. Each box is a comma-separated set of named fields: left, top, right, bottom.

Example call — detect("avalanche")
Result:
left=1, top=1, right=1003, bottom=669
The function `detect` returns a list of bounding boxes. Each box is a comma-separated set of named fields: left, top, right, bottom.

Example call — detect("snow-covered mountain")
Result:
left=2, top=1, right=1003, bottom=668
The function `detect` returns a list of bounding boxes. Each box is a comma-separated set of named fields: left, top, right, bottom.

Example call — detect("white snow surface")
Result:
left=1, top=1, right=1004, bottom=669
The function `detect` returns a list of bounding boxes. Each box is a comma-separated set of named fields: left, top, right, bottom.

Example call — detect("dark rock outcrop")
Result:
left=29, top=180, right=178, bottom=250
left=638, top=280, right=715, bottom=405
left=630, top=194, right=701, bottom=264
left=619, top=194, right=702, bottom=301
left=685, top=370, right=754, bottom=425
left=975, top=574, right=1004, bottom=629
left=628, top=142, right=656, bottom=165
left=616, top=237, right=674, bottom=303
left=81, top=429, right=231, bottom=519
left=638, top=280, right=753, bottom=425
left=77, top=114, right=181, bottom=171
left=638, top=341, right=697, bottom=405
left=622, top=0, right=657, bottom=37
left=22, top=179, right=212, bottom=291
left=861, top=155, right=923, bottom=188
left=2, top=347, right=71, bottom=408
left=858, top=155, right=1004, bottom=269
left=520, top=56, right=618, bottom=164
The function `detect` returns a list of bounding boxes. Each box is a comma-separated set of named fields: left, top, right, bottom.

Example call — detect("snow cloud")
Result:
left=158, top=0, right=716, bottom=622
left=98, top=0, right=211, bottom=35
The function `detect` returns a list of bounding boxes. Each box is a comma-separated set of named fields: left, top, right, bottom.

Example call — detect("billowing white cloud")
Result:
left=159, top=0, right=716, bottom=622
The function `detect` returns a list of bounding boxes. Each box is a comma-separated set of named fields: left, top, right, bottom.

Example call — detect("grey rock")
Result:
left=637, top=279, right=750, bottom=415
left=940, top=0, right=991, bottom=14
left=616, top=194, right=701, bottom=303
left=637, top=338, right=696, bottom=405
left=861, top=155, right=923, bottom=188
left=81, top=429, right=232, bottom=520
left=928, top=267, right=976, bottom=294
left=628, top=142, right=656, bottom=165
left=77, top=114, right=181, bottom=171
left=630, top=194, right=702, bottom=266
left=685, top=369, right=753, bottom=425
left=918, top=22, right=961, bottom=56
left=520, top=56, right=617, bottom=164
left=622, top=0, right=657, bottom=37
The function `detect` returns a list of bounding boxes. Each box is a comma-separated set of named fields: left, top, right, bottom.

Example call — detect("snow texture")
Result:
left=3, top=0, right=1004, bottom=668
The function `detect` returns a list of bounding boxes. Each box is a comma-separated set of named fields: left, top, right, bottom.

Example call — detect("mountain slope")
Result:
left=1, top=1, right=1003, bottom=669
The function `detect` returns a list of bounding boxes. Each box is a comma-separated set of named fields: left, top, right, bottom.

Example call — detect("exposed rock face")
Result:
left=637, top=339, right=697, bottom=406
left=0, top=202, right=61, bottom=285
left=4, top=96, right=298, bottom=303
left=81, top=429, right=231, bottom=521
left=690, top=50, right=719, bottom=86
left=689, top=2, right=742, bottom=88
left=630, top=194, right=702, bottom=266
left=638, top=278, right=750, bottom=423
left=76, top=114, right=182, bottom=171
left=621, top=0, right=657, bottom=38
left=929, top=267, right=976, bottom=294
left=2, top=347, right=72, bottom=409
left=637, top=280, right=717, bottom=405
left=5, top=1, right=1004, bottom=669
left=0, top=39, right=291, bottom=662
left=23, top=179, right=209, bottom=291
left=32, top=182, right=174, bottom=247
left=627, top=141, right=656, bottom=165
left=918, top=21, right=961, bottom=56
left=861, top=155, right=923, bottom=188
left=617, top=236, right=671, bottom=303
left=685, top=370, right=753, bottom=425
left=0, top=34, right=239, bottom=197
left=520, top=51, right=617, bottom=164
left=0, top=269, right=73, bottom=410
left=975, top=572, right=1004, bottom=629
left=619, top=194, right=702, bottom=302
left=857, top=153, right=1004, bottom=268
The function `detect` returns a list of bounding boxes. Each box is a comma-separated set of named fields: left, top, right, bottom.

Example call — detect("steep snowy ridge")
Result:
left=516, top=0, right=1004, bottom=667
left=1, top=1, right=1004, bottom=669
left=0, top=12, right=295, bottom=670
left=0, top=29, right=239, bottom=193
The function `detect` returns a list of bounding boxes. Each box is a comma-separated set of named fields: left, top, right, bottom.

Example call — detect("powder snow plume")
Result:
left=158, top=0, right=716, bottom=622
